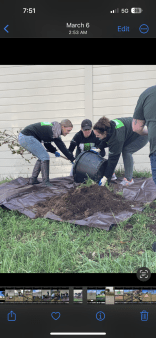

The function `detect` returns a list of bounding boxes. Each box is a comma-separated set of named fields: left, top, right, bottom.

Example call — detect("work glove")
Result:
left=99, top=176, right=107, bottom=186
left=55, top=151, right=60, bottom=157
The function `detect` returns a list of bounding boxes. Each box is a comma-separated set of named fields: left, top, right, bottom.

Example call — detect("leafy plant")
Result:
left=76, top=174, right=96, bottom=189
left=105, top=181, right=114, bottom=192
left=0, top=129, right=36, bottom=163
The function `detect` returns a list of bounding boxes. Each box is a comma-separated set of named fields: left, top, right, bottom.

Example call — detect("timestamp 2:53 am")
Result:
left=69, top=30, right=87, bottom=34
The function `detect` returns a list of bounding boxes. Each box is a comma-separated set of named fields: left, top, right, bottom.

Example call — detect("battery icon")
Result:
left=131, top=7, right=143, bottom=13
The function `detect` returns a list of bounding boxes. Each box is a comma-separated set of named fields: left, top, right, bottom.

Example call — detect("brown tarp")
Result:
left=0, top=176, right=156, bottom=231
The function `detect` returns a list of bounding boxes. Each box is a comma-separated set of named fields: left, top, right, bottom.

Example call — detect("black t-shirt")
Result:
left=21, top=122, right=55, bottom=142
left=101, top=117, right=140, bottom=183
left=20, top=122, right=75, bottom=161
left=68, top=130, right=105, bottom=157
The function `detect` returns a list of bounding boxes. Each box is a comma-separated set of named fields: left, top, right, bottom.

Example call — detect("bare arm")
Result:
left=132, top=119, right=148, bottom=135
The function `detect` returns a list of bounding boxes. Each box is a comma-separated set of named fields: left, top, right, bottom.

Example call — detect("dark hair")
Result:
left=93, top=117, right=111, bottom=137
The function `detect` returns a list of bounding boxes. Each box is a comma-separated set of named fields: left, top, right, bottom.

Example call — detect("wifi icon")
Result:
left=110, top=8, right=119, bottom=13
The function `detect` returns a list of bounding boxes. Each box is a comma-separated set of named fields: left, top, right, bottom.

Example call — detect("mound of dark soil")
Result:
left=30, top=184, right=139, bottom=220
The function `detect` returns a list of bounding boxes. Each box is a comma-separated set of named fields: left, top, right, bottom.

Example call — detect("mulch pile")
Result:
left=29, top=183, right=140, bottom=220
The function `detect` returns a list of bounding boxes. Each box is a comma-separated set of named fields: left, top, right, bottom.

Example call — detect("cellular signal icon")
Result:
left=110, top=8, right=119, bottom=13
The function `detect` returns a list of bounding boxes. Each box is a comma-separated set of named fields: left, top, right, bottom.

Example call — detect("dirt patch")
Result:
left=148, top=201, right=156, bottom=210
left=124, top=224, right=134, bottom=230
left=147, top=223, right=156, bottom=234
left=28, top=183, right=142, bottom=220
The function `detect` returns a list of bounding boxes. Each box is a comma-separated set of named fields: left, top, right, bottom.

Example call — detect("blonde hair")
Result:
left=61, top=119, right=73, bottom=128
left=93, top=116, right=111, bottom=137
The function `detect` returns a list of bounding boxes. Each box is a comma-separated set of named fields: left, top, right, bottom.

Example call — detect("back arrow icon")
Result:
left=4, top=25, right=9, bottom=33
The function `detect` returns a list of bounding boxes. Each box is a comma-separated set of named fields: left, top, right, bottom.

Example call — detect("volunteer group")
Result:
left=18, top=86, right=156, bottom=187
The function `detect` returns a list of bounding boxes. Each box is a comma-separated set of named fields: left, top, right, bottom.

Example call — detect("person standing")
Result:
left=93, top=116, right=148, bottom=186
left=18, top=120, right=75, bottom=186
left=132, top=86, right=156, bottom=184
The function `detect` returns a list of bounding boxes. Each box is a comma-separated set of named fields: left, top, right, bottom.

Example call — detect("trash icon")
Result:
left=140, top=310, right=148, bottom=321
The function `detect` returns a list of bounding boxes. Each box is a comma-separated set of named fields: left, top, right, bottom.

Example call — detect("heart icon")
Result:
left=51, top=312, right=61, bottom=320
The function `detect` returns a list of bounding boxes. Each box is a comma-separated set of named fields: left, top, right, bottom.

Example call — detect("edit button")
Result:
left=118, top=26, right=130, bottom=32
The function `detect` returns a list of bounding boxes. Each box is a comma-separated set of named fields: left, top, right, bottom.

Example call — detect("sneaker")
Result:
left=111, top=173, right=117, bottom=180
left=120, top=178, right=134, bottom=186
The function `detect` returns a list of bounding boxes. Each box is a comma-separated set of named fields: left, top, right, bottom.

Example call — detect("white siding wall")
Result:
left=93, top=65, right=156, bottom=172
left=0, top=65, right=85, bottom=179
left=0, top=65, right=156, bottom=180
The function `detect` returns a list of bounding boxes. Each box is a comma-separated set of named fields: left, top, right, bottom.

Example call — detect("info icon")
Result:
left=96, top=311, right=105, bottom=321
left=136, top=267, right=151, bottom=281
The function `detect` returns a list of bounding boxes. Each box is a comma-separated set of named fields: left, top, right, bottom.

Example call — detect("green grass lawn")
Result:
left=1, top=170, right=156, bottom=273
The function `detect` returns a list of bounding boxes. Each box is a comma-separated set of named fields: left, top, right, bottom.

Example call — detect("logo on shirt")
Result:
left=112, top=119, right=124, bottom=129
left=84, top=143, right=92, bottom=151
left=41, top=122, right=53, bottom=126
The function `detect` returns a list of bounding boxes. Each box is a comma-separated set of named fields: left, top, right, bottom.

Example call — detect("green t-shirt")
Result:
left=133, top=86, right=156, bottom=156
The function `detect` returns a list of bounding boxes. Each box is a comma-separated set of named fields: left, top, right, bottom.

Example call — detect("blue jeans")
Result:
left=122, top=135, right=148, bottom=181
left=150, top=153, right=156, bottom=185
left=18, top=133, right=49, bottom=161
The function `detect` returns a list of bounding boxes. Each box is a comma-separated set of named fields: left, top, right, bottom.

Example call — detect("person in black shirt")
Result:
left=93, top=116, right=148, bottom=186
left=18, top=120, right=75, bottom=187
left=68, top=119, right=106, bottom=176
